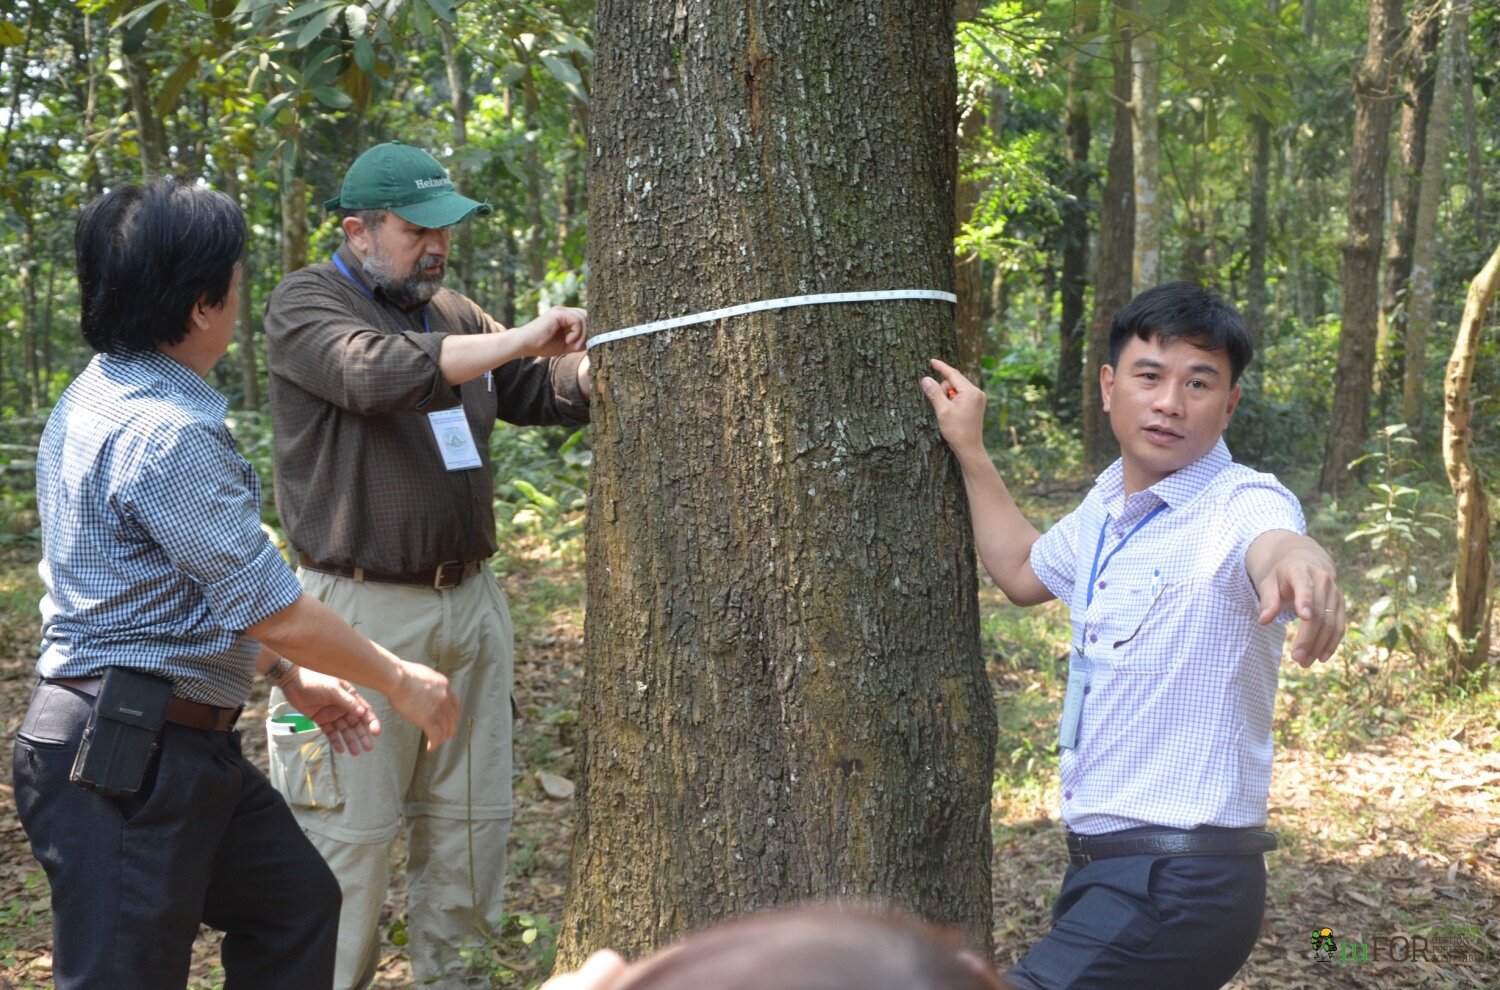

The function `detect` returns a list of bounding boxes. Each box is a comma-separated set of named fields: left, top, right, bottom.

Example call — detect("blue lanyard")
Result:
left=332, top=252, right=429, bottom=333
left=1086, top=502, right=1169, bottom=608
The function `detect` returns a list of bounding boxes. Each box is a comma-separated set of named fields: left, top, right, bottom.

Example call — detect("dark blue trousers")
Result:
left=12, top=681, right=342, bottom=990
left=1005, top=844, right=1266, bottom=990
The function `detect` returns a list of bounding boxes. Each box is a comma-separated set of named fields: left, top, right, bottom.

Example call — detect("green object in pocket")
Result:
left=272, top=714, right=318, bottom=733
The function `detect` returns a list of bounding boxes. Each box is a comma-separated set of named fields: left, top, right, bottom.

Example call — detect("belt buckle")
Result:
left=433, top=561, right=464, bottom=590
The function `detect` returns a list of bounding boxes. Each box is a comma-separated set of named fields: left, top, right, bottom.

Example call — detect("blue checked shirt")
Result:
left=1029, top=439, right=1305, bottom=835
left=35, top=351, right=304, bottom=707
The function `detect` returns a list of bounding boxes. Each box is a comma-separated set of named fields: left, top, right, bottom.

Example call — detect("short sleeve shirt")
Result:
left=35, top=351, right=304, bottom=707
left=1029, top=439, right=1305, bottom=834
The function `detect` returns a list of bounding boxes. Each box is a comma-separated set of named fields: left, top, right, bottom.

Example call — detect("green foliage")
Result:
left=979, top=342, right=1084, bottom=487
left=1343, top=424, right=1449, bottom=667
left=492, top=427, right=589, bottom=544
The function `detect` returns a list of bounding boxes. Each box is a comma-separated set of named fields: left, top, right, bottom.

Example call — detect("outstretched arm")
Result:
left=921, top=359, right=1054, bottom=607
left=1245, top=529, right=1346, bottom=667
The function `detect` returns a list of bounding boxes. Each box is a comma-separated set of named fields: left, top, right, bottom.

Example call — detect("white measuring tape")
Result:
left=586, top=289, right=958, bottom=349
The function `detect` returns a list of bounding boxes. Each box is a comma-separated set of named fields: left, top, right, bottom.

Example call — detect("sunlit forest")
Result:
left=0, top=1, right=1495, bottom=986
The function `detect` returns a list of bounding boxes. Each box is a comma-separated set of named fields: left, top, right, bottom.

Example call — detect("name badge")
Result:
left=427, top=408, right=483, bottom=471
left=1058, top=649, right=1091, bottom=750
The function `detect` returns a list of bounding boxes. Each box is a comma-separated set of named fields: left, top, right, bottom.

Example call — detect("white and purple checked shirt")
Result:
left=1029, top=439, right=1304, bottom=835
left=36, top=351, right=303, bottom=707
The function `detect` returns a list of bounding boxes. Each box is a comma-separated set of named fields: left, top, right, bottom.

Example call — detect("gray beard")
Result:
left=362, top=254, right=443, bottom=307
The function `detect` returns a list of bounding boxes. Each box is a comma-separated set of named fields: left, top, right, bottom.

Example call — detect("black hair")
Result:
left=75, top=178, right=246, bottom=354
left=1107, top=281, right=1253, bottom=385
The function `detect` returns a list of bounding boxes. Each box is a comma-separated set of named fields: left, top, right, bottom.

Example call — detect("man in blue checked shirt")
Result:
left=12, top=178, right=461, bottom=990
left=922, top=281, right=1347, bottom=989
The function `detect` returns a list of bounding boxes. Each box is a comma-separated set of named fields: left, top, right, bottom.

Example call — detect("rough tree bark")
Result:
left=563, top=0, right=995, bottom=964
left=1319, top=0, right=1403, bottom=497
left=1402, top=0, right=1459, bottom=433
left=1084, top=1, right=1134, bottom=470
left=1442, top=240, right=1499, bottom=676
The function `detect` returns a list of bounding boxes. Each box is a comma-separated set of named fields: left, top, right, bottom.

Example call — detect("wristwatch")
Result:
left=267, top=656, right=296, bottom=687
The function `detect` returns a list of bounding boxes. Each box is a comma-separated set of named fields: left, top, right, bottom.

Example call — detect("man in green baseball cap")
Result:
left=263, top=141, right=591, bottom=990
left=325, top=141, right=492, bottom=229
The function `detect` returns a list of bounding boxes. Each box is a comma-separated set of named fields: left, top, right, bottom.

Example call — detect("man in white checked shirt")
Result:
left=922, top=282, right=1346, bottom=990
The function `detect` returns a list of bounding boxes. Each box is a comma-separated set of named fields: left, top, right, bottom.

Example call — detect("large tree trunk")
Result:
left=1442, top=240, right=1499, bottom=676
left=1319, top=0, right=1403, bottom=497
left=1378, top=0, right=1441, bottom=409
left=1084, top=1, right=1134, bottom=470
left=1130, top=11, right=1161, bottom=293
left=1055, top=7, right=1096, bottom=419
left=1402, top=0, right=1459, bottom=433
left=564, top=0, right=994, bottom=964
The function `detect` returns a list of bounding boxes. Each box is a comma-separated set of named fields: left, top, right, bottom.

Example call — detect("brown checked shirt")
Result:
left=264, top=243, right=589, bottom=574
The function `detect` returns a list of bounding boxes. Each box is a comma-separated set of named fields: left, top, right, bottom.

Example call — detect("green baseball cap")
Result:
left=325, top=142, right=492, bottom=228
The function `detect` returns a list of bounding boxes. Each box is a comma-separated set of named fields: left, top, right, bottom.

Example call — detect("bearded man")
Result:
left=262, top=142, right=591, bottom=990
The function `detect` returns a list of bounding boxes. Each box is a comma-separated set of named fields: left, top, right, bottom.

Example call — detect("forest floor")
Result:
left=0, top=516, right=1495, bottom=989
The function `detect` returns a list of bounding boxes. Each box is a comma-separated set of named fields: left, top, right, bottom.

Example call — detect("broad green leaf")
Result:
left=118, top=0, right=171, bottom=33
left=424, top=0, right=456, bottom=23
left=280, top=0, right=345, bottom=26
left=311, top=85, right=352, bottom=109
left=154, top=56, right=201, bottom=118
left=540, top=53, right=580, bottom=87
left=353, top=35, right=376, bottom=73
left=0, top=20, right=26, bottom=47
left=295, top=5, right=343, bottom=49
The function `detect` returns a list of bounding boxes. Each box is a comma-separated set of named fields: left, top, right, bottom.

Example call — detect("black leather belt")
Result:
left=1066, top=827, right=1278, bottom=867
left=297, top=554, right=486, bottom=590
left=46, top=677, right=241, bottom=732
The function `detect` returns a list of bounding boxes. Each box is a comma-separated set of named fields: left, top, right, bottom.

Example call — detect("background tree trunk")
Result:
left=123, top=52, right=170, bottom=177
left=1130, top=12, right=1160, bottom=292
left=1442, top=239, right=1498, bottom=676
left=1402, top=0, right=1459, bottom=433
left=953, top=0, right=986, bottom=381
left=1084, top=1, right=1134, bottom=470
left=1245, top=109, right=1271, bottom=346
left=564, top=0, right=995, bottom=964
left=442, top=25, right=475, bottom=299
left=223, top=166, right=260, bottom=412
left=1054, top=7, right=1096, bottom=419
left=1378, top=0, right=1441, bottom=409
left=1319, top=0, right=1403, bottom=497
left=1455, top=3, right=1484, bottom=245
left=278, top=119, right=309, bottom=277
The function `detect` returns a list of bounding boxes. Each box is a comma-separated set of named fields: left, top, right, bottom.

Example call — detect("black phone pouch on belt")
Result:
left=69, top=667, right=173, bottom=798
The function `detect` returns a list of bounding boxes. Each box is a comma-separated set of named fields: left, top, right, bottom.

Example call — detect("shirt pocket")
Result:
left=1106, top=581, right=1179, bottom=672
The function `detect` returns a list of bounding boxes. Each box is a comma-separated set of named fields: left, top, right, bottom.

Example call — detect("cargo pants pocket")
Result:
left=267, top=716, right=344, bottom=811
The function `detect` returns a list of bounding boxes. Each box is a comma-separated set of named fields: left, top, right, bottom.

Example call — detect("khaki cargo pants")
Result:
left=268, top=567, right=515, bottom=990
